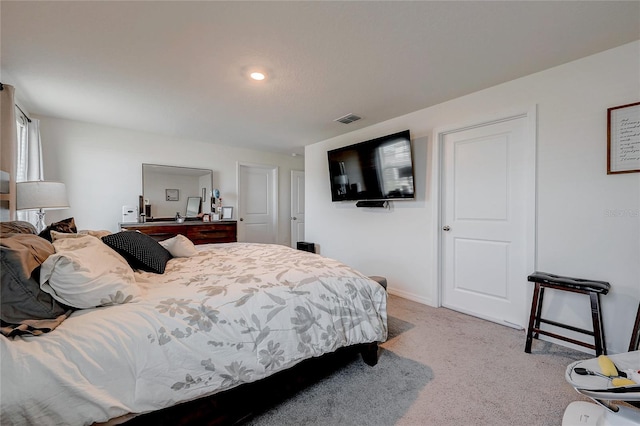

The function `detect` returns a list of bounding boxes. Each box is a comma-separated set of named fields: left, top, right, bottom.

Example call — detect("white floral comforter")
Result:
left=0, top=243, right=387, bottom=426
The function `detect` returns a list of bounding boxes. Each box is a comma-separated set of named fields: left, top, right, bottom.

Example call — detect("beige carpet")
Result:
left=384, top=294, right=589, bottom=425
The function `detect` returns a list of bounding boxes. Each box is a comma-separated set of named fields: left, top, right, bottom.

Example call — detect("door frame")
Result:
left=290, top=170, right=305, bottom=248
left=430, top=106, right=537, bottom=326
left=236, top=161, right=279, bottom=243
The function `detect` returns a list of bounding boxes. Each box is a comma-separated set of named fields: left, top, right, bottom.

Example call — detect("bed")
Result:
left=0, top=220, right=387, bottom=426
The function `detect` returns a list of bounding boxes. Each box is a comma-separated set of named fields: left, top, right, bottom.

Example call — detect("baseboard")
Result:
left=441, top=304, right=525, bottom=330
left=387, top=288, right=434, bottom=307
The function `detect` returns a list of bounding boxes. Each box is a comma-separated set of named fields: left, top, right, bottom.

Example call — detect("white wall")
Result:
left=306, top=41, right=640, bottom=354
left=38, top=117, right=304, bottom=246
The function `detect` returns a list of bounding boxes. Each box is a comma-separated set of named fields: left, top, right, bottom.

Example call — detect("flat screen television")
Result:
left=327, top=130, right=415, bottom=202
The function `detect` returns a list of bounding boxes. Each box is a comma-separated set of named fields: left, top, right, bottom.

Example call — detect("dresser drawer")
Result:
left=119, top=225, right=179, bottom=242
left=120, top=221, right=237, bottom=245
left=187, top=223, right=237, bottom=244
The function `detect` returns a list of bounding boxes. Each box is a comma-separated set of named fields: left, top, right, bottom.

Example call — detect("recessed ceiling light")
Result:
left=250, top=72, right=266, bottom=81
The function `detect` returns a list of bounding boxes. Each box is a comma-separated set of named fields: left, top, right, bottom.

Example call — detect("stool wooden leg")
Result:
left=525, top=282, right=542, bottom=353
left=533, top=286, right=546, bottom=339
left=630, top=303, right=640, bottom=352
left=589, top=292, right=606, bottom=356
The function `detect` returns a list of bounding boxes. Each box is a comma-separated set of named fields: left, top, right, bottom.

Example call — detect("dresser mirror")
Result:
left=185, top=196, right=202, bottom=218
left=142, top=164, right=212, bottom=221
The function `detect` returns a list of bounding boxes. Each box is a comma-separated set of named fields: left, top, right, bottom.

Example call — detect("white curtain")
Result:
left=16, top=115, right=44, bottom=223
left=1, top=84, right=18, bottom=220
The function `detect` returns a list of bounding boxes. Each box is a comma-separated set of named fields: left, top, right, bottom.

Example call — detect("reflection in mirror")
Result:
left=142, top=164, right=213, bottom=220
left=186, top=197, right=202, bottom=218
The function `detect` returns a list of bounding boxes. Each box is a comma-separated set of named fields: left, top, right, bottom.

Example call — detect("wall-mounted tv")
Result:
left=327, top=130, right=415, bottom=202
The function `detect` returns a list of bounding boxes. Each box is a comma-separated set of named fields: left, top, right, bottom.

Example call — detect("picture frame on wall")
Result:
left=221, top=206, right=233, bottom=220
left=165, top=189, right=179, bottom=201
left=607, top=101, right=640, bottom=174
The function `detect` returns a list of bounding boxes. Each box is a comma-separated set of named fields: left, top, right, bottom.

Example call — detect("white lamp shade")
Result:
left=16, top=181, right=69, bottom=211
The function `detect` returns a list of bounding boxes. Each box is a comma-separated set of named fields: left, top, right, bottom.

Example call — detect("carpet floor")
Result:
left=246, top=294, right=591, bottom=426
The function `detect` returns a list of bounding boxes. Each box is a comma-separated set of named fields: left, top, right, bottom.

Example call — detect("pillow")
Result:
left=50, top=229, right=112, bottom=241
left=0, top=221, right=37, bottom=236
left=0, top=234, right=72, bottom=335
left=40, top=235, right=139, bottom=309
left=159, top=234, right=198, bottom=258
left=80, top=229, right=112, bottom=239
left=101, top=231, right=173, bottom=274
left=38, top=217, right=77, bottom=242
left=50, top=230, right=86, bottom=241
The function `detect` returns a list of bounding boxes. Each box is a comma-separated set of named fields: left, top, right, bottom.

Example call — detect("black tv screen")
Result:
left=327, top=130, right=415, bottom=202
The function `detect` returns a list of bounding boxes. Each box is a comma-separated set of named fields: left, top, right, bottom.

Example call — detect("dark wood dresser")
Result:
left=119, top=221, right=237, bottom=245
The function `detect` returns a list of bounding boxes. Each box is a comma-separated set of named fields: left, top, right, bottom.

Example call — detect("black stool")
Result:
left=296, top=242, right=315, bottom=253
left=525, top=272, right=610, bottom=356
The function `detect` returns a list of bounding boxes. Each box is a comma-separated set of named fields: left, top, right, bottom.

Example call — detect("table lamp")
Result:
left=16, top=181, right=70, bottom=233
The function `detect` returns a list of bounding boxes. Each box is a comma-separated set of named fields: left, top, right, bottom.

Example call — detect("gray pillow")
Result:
left=0, top=234, right=71, bottom=326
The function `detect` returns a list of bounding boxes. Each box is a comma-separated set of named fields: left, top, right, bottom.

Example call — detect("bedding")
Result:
left=0, top=220, right=37, bottom=235
left=1, top=242, right=387, bottom=426
left=0, top=233, right=72, bottom=336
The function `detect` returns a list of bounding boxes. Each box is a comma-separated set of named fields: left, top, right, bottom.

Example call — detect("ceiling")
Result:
left=2, top=1, right=639, bottom=155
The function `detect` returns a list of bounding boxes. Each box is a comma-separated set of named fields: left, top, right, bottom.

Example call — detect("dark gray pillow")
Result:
left=0, top=234, right=70, bottom=324
left=38, top=217, right=77, bottom=242
left=102, top=231, right=173, bottom=274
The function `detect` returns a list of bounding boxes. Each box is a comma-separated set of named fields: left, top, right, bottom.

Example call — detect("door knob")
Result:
left=442, top=226, right=451, bottom=231
left=240, top=218, right=244, bottom=221
left=291, top=217, right=297, bottom=220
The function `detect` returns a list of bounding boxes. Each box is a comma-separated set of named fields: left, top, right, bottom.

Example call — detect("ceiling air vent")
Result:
left=334, top=113, right=361, bottom=124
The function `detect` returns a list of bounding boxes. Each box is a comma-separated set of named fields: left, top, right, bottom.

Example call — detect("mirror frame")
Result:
left=142, top=164, right=213, bottom=221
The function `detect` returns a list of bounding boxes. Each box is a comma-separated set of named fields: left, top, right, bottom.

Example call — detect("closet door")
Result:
left=440, top=113, right=534, bottom=329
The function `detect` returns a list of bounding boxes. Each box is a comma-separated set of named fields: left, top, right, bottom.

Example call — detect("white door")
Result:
left=237, top=163, right=278, bottom=244
left=440, top=114, right=534, bottom=329
left=290, top=170, right=305, bottom=248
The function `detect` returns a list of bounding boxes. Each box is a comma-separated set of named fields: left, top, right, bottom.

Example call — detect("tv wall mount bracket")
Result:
left=355, top=200, right=388, bottom=208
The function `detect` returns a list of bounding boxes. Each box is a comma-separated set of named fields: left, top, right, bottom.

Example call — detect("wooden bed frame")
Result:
left=122, top=343, right=379, bottom=425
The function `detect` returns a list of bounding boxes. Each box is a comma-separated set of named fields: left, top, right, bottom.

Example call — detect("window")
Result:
left=16, top=111, right=28, bottom=182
